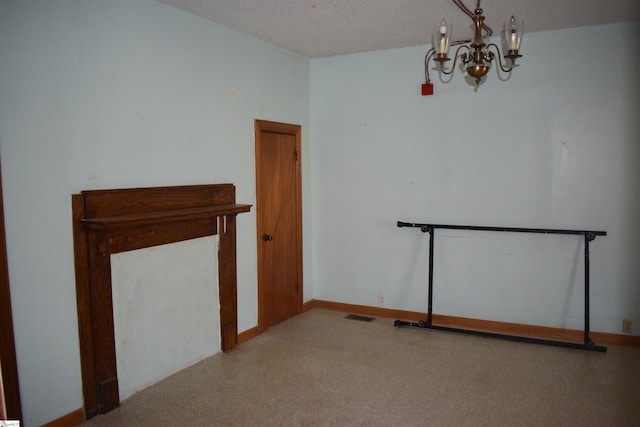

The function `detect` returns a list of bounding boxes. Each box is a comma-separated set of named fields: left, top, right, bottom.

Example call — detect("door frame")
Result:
left=0, top=161, right=23, bottom=422
left=254, top=120, right=303, bottom=332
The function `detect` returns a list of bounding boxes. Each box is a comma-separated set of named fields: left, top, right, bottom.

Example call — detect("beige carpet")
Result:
left=82, top=308, right=640, bottom=426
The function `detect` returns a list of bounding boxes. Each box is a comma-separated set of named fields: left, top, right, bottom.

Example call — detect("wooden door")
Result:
left=255, top=120, right=303, bottom=330
left=0, top=161, right=22, bottom=421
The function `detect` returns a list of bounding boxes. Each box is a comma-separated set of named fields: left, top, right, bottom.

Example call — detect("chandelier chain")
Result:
left=451, top=0, right=493, bottom=37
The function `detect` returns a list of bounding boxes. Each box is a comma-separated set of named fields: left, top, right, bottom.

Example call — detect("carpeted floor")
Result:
left=81, top=308, right=640, bottom=426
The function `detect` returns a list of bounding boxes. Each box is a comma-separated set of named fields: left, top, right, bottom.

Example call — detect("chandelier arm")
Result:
left=437, top=45, right=470, bottom=76
left=487, top=43, right=516, bottom=73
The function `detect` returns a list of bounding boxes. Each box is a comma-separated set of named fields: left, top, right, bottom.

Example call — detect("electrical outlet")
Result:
left=622, top=319, right=633, bottom=334
left=377, top=293, right=385, bottom=307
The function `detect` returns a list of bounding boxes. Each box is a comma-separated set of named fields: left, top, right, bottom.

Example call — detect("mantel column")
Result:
left=86, top=229, right=120, bottom=413
left=218, top=214, right=238, bottom=351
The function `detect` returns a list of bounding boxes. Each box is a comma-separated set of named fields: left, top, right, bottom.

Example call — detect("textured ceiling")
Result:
left=159, top=0, right=640, bottom=58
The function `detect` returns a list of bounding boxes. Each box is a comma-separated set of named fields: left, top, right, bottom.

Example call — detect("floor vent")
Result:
left=345, top=314, right=375, bottom=322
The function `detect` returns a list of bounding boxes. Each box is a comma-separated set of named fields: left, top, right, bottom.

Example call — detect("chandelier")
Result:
left=422, top=0, right=523, bottom=95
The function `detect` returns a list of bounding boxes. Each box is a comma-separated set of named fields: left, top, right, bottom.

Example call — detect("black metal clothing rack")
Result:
left=394, top=221, right=607, bottom=352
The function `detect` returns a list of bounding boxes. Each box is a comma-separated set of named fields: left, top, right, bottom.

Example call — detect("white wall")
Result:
left=310, top=23, right=640, bottom=334
left=0, top=0, right=309, bottom=425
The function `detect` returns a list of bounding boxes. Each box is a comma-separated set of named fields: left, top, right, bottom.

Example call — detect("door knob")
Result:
left=263, top=234, right=273, bottom=241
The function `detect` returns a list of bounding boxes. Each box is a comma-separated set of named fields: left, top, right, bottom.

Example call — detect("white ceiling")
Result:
left=158, top=0, right=640, bottom=58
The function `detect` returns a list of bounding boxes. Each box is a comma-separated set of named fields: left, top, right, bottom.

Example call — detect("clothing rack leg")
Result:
left=427, top=227, right=434, bottom=327
left=582, top=233, right=604, bottom=350
left=584, top=233, right=590, bottom=346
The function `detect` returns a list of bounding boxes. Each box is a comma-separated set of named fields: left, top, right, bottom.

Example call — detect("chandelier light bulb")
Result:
left=505, top=15, right=523, bottom=53
left=433, top=18, right=451, bottom=57
left=440, top=19, right=447, bottom=35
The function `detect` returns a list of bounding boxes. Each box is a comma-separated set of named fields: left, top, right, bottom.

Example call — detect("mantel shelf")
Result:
left=81, top=204, right=252, bottom=231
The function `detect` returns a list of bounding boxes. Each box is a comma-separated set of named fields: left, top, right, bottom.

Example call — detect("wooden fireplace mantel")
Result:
left=72, top=184, right=251, bottom=418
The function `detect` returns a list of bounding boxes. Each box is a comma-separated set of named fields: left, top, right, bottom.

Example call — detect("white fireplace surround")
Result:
left=111, top=235, right=220, bottom=400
